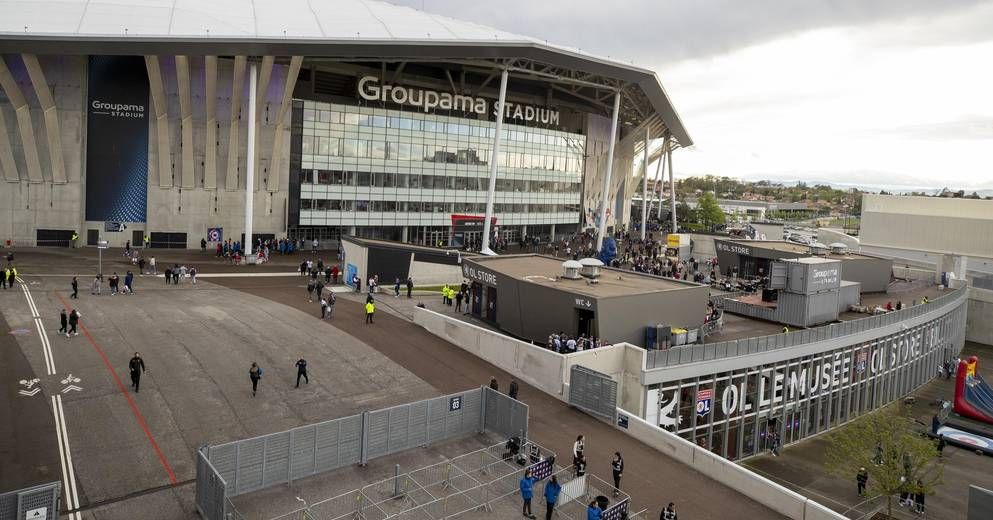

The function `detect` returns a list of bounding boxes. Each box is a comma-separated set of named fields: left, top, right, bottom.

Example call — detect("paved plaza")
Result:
left=0, top=248, right=786, bottom=519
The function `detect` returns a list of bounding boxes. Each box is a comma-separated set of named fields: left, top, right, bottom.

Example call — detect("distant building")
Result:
left=685, top=198, right=810, bottom=221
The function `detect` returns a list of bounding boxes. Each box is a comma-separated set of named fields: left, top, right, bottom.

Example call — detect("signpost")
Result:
left=97, top=240, right=108, bottom=277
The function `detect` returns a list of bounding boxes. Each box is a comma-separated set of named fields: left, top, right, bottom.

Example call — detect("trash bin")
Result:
left=595, top=496, right=609, bottom=510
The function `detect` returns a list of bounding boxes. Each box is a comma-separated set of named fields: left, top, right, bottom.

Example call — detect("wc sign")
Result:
left=696, top=389, right=713, bottom=417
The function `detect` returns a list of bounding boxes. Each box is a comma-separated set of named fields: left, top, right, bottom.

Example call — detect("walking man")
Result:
left=70, top=276, right=78, bottom=299
left=856, top=467, right=868, bottom=497
left=455, top=289, right=464, bottom=312
left=519, top=469, right=536, bottom=519
left=611, top=452, right=624, bottom=496
left=508, top=379, right=519, bottom=400
left=129, top=352, right=146, bottom=393
left=295, top=358, right=309, bottom=387
left=543, top=476, right=561, bottom=520
left=58, top=309, right=68, bottom=335
left=124, top=271, right=134, bottom=294
left=365, top=298, right=375, bottom=324
left=406, top=277, right=414, bottom=298
left=149, top=256, right=156, bottom=275
left=67, top=309, right=80, bottom=337
left=249, top=362, right=262, bottom=397
left=394, top=277, right=401, bottom=298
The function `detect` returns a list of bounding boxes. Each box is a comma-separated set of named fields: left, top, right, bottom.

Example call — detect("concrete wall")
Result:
left=408, top=258, right=462, bottom=286
left=967, top=287, right=993, bottom=346
left=861, top=194, right=993, bottom=259
left=0, top=55, right=291, bottom=248
left=341, top=238, right=367, bottom=286
left=614, top=409, right=846, bottom=520
left=413, top=307, right=567, bottom=398
left=838, top=256, right=892, bottom=293
left=689, top=233, right=717, bottom=260
left=0, top=55, right=86, bottom=245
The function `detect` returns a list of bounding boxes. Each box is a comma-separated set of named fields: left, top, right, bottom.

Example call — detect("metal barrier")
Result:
left=647, top=286, right=968, bottom=368
left=270, top=440, right=559, bottom=520
left=0, top=482, right=60, bottom=520
left=569, top=366, right=618, bottom=423
left=197, top=387, right=527, bottom=520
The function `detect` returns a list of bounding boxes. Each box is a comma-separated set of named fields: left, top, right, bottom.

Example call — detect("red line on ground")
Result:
left=55, top=292, right=178, bottom=484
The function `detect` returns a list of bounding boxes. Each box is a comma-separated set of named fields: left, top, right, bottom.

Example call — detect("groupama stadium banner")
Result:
left=85, top=55, right=149, bottom=223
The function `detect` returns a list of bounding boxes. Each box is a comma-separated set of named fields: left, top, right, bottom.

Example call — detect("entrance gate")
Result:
left=568, top=366, right=617, bottom=423
left=0, top=482, right=60, bottom=520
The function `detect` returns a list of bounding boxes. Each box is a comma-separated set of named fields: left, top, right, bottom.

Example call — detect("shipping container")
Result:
left=784, top=257, right=842, bottom=295
left=777, top=289, right=840, bottom=327
left=838, top=280, right=861, bottom=313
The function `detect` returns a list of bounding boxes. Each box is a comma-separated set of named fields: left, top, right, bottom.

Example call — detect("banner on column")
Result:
left=85, top=55, right=149, bottom=223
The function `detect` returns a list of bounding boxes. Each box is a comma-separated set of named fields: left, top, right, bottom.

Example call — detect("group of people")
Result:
left=545, top=332, right=606, bottom=353
left=245, top=358, right=311, bottom=397
left=300, top=258, right=342, bottom=285
left=441, top=281, right=470, bottom=312
left=163, top=264, right=197, bottom=284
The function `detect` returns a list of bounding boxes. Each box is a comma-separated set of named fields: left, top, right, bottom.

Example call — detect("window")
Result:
left=317, top=170, right=332, bottom=184
left=302, top=135, right=315, bottom=154
left=371, top=141, right=387, bottom=159
left=313, top=199, right=330, bottom=210
left=356, top=171, right=371, bottom=187
left=300, top=198, right=312, bottom=209
left=303, top=108, right=316, bottom=121
left=344, top=113, right=361, bottom=125
left=299, top=170, right=313, bottom=184
left=394, top=142, right=411, bottom=161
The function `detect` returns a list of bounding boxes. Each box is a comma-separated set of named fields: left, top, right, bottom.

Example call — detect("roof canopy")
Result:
left=0, top=0, right=691, bottom=146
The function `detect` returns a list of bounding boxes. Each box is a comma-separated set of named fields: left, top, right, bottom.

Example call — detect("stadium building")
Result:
left=0, top=0, right=690, bottom=249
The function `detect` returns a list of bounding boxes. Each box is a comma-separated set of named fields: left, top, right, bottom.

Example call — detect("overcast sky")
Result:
left=397, top=0, right=993, bottom=191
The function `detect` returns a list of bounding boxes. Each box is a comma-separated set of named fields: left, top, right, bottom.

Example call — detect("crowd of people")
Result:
left=545, top=332, right=607, bottom=353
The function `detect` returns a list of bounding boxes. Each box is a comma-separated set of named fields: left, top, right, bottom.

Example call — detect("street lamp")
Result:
left=96, top=240, right=109, bottom=278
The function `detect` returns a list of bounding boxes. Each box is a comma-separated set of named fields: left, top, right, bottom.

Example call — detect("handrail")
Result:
left=647, top=285, right=968, bottom=369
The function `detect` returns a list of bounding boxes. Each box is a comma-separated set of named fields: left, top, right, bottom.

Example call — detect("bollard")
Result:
left=394, top=464, right=401, bottom=498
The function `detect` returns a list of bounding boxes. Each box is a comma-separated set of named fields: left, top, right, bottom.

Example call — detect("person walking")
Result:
left=394, top=277, right=401, bottom=298
left=7, top=265, right=16, bottom=288
left=660, top=503, right=678, bottom=520
left=489, top=377, right=499, bottom=392
left=124, top=271, right=134, bottom=294
left=307, top=280, right=316, bottom=302
left=58, top=309, right=68, bottom=335
left=149, top=256, right=156, bottom=275
left=295, top=358, right=309, bottom=387
left=611, top=452, right=624, bottom=496
left=543, top=476, right=561, bottom=520
left=249, top=362, right=263, bottom=397
left=455, top=289, right=464, bottom=312
left=70, top=276, right=79, bottom=299
left=587, top=500, right=602, bottom=520
left=508, top=379, right=519, bottom=400
left=90, top=274, right=101, bottom=295
left=856, top=467, right=868, bottom=497
left=129, top=352, right=146, bottom=393
left=406, top=276, right=414, bottom=298
left=1, top=265, right=8, bottom=289
left=365, top=298, right=375, bottom=324
left=320, top=298, right=329, bottom=320
left=67, top=309, right=80, bottom=337
left=519, top=469, right=536, bottom=519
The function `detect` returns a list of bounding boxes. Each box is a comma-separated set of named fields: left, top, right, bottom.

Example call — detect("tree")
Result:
left=696, top=192, right=726, bottom=228
left=825, top=405, right=942, bottom=518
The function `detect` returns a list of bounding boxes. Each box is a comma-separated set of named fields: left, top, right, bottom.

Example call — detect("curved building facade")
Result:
left=0, top=0, right=690, bottom=249
left=639, top=287, right=968, bottom=460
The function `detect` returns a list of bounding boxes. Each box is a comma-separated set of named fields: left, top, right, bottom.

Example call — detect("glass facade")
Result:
left=294, top=100, right=585, bottom=244
left=651, top=301, right=967, bottom=460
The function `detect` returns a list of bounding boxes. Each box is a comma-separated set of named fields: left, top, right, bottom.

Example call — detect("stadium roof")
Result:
left=0, top=0, right=692, bottom=146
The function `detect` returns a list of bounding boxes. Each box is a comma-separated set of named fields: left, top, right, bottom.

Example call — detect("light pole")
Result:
left=97, top=240, right=108, bottom=278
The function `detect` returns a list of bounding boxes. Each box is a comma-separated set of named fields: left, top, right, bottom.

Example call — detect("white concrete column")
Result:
left=550, top=224, right=556, bottom=242
left=226, top=56, right=247, bottom=191
left=641, top=127, right=649, bottom=241
left=244, top=62, right=257, bottom=256
left=204, top=56, right=218, bottom=189
left=0, top=56, right=43, bottom=183
left=175, top=55, right=195, bottom=188
left=269, top=56, right=303, bottom=192
left=144, top=56, right=173, bottom=188
left=666, top=134, right=676, bottom=233
left=481, top=68, right=509, bottom=256
left=401, top=226, right=409, bottom=243
left=595, top=91, right=622, bottom=252
left=0, top=98, right=19, bottom=182
left=22, top=54, right=67, bottom=184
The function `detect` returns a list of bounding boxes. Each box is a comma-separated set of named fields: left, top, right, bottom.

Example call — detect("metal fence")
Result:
left=568, top=366, right=618, bottom=423
left=647, top=286, right=968, bottom=368
left=0, top=482, right=60, bottom=520
left=196, top=387, right=527, bottom=520
left=269, top=440, right=629, bottom=520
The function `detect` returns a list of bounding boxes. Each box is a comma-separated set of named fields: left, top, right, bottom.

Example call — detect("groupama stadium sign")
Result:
left=358, top=76, right=561, bottom=126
